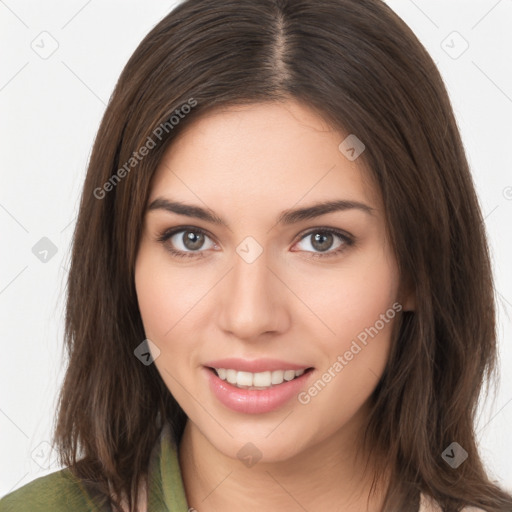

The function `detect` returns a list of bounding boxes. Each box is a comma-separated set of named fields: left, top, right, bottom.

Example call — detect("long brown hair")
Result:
left=54, top=0, right=512, bottom=510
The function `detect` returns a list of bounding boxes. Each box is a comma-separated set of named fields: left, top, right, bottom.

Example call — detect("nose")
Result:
left=216, top=248, right=290, bottom=341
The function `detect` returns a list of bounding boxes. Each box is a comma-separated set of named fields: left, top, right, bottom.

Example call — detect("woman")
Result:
left=1, top=0, right=511, bottom=510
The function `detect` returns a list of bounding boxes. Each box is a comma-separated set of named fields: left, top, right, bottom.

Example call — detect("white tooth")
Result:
left=283, top=370, right=296, bottom=381
left=226, top=369, right=238, bottom=384
left=219, top=368, right=306, bottom=388
left=253, top=371, right=272, bottom=387
left=271, top=370, right=285, bottom=385
left=237, top=371, right=253, bottom=387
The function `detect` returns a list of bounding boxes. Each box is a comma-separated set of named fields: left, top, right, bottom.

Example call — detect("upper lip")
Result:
left=204, top=358, right=313, bottom=373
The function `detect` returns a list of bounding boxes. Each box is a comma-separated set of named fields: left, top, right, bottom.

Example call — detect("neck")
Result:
left=178, top=405, right=391, bottom=511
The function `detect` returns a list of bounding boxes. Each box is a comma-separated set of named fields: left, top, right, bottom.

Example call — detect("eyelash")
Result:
left=156, top=226, right=355, bottom=260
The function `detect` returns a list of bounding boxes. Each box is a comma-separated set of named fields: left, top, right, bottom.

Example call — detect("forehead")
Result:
left=149, top=100, right=380, bottom=213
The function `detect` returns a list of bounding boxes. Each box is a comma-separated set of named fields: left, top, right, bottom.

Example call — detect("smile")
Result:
left=203, top=365, right=315, bottom=414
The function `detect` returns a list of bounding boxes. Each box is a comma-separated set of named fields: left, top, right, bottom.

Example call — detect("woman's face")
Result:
left=135, top=99, right=411, bottom=462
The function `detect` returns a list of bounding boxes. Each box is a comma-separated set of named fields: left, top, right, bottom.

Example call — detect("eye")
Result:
left=157, top=227, right=217, bottom=259
left=157, top=226, right=354, bottom=260
left=293, top=228, right=354, bottom=258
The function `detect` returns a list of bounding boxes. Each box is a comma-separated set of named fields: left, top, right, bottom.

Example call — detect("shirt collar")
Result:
left=146, top=422, right=189, bottom=511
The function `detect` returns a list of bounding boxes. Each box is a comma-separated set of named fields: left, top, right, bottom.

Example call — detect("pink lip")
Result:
left=203, top=366, right=315, bottom=414
left=204, top=358, right=312, bottom=373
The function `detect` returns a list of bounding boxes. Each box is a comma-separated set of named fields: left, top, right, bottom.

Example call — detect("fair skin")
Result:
left=135, top=99, right=414, bottom=511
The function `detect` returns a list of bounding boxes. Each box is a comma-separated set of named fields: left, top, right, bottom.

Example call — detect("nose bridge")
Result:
left=217, top=244, right=285, bottom=339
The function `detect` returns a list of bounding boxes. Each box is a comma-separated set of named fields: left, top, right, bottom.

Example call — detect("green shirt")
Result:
left=0, top=423, right=189, bottom=511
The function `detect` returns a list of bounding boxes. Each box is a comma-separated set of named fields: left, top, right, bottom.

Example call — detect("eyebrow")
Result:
left=147, top=197, right=374, bottom=227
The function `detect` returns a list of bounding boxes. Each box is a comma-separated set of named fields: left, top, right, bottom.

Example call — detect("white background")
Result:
left=1, top=0, right=511, bottom=498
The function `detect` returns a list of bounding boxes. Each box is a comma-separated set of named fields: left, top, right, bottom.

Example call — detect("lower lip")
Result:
left=204, top=367, right=314, bottom=414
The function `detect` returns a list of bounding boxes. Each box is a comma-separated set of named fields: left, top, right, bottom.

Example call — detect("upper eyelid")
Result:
left=158, top=225, right=216, bottom=243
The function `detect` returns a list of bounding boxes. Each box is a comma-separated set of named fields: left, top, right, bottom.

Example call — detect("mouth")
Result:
left=204, top=362, right=316, bottom=414
left=206, top=366, right=315, bottom=390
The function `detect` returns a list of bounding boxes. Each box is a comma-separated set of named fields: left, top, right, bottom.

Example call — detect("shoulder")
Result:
left=0, top=468, right=109, bottom=512
left=420, top=493, right=487, bottom=512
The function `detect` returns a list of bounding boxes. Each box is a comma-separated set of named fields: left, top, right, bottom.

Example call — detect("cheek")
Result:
left=134, top=251, right=169, bottom=340
left=298, top=243, right=400, bottom=346
left=134, top=249, right=201, bottom=398
left=296, top=246, right=399, bottom=405
left=134, top=246, right=202, bottom=341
